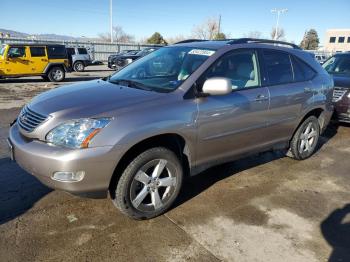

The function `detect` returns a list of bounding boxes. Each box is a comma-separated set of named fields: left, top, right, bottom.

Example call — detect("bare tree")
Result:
left=98, top=26, right=134, bottom=43
left=244, top=31, right=262, bottom=39
left=270, top=27, right=285, bottom=40
left=192, top=17, right=220, bottom=40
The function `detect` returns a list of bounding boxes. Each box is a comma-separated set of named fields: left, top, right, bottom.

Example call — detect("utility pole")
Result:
left=110, top=0, right=113, bottom=43
left=271, top=8, right=288, bottom=40
left=218, top=14, right=221, bottom=35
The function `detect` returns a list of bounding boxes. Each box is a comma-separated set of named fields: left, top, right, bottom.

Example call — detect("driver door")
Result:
left=5, top=46, right=31, bottom=75
left=195, top=49, right=271, bottom=167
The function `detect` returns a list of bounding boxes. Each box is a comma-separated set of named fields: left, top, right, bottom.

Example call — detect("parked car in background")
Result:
left=323, top=52, right=350, bottom=123
left=110, top=47, right=159, bottom=70
left=66, top=47, right=92, bottom=72
left=8, top=39, right=333, bottom=220
left=0, top=44, right=69, bottom=82
left=315, top=54, right=327, bottom=64
left=107, top=50, right=139, bottom=69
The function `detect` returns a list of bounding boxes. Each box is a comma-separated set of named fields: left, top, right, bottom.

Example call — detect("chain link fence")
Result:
left=0, top=37, right=163, bottom=61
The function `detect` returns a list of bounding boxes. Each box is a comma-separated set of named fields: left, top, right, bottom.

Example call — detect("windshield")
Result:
left=0, top=45, right=5, bottom=56
left=136, top=48, right=155, bottom=56
left=109, top=46, right=215, bottom=92
left=323, top=55, right=350, bottom=75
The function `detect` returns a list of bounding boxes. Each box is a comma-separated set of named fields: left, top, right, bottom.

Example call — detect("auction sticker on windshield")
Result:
left=188, top=49, right=215, bottom=56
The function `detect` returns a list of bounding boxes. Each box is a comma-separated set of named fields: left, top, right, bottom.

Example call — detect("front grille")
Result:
left=332, top=87, right=347, bottom=102
left=17, top=106, right=48, bottom=132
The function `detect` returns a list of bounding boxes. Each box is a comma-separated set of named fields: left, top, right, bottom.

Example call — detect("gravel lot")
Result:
left=0, top=65, right=350, bottom=262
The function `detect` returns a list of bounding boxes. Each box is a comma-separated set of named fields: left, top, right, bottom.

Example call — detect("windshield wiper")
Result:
left=109, top=78, right=152, bottom=91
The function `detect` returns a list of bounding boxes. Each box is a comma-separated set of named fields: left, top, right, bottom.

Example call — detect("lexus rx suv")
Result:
left=8, top=38, right=334, bottom=220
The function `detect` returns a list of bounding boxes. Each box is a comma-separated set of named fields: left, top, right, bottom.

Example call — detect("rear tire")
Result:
left=288, top=116, right=320, bottom=160
left=73, top=61, right=85, bottom=72
left=112, top=147, right=183, bottom=220
left=47, top=66, right=65, bottom=82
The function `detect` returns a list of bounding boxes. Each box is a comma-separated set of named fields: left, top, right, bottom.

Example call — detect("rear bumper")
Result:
left=8, top=124, right=124, bottom=196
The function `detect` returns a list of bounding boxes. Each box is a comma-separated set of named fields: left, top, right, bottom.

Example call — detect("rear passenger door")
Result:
left=29, top=46, right=47, bottom=74
left=260, top=49, right=315, bottom=143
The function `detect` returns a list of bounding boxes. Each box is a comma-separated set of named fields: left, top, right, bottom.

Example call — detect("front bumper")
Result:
left=8, top=124, right=124, bottom=196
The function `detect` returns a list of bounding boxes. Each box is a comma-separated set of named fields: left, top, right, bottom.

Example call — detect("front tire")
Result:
left=288, top=116, right=320, bottom=160
left=112, top=147, right=183, bottom=220
left=47, top=66, right=65, bottom=82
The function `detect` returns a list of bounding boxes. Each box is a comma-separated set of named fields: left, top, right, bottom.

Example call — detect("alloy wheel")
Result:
left=130, top=159, right=178, bottom=212
left=299, top=122, right=318, bottom=154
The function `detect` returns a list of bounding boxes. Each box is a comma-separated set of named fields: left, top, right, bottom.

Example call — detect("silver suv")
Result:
left=8, top=39, right=334, bottom=219
left=66, top=47, right=92, bottom=72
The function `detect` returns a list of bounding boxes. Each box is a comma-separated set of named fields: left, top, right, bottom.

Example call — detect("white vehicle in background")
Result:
left=315, top=54, right=328, bottom=64
left=66, top=47, right=92, bottom=72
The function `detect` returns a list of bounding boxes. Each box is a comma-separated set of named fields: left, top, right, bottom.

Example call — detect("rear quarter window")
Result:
left=291, top=56, right=316, bottom=82
left=47, top=46, right=67, bottom=59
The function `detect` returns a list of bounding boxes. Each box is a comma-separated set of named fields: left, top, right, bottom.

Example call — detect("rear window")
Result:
left=47, top=45, right=67, bottom=59
left=291, top=56, right=316, bottom=82
left=30, top=47, right=46, bottom=57
left=78, top=48, right=88, bottom=54
left=263, top=50, right=293, bottom=85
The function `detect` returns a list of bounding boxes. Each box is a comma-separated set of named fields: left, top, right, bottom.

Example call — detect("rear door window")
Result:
left=47, top=45, right=67, bottom=59
left=66, top=48, right=76, bottom=55
left=263, top=50, right=293, bottom=85
left=30, top=47, right=46, bottom=57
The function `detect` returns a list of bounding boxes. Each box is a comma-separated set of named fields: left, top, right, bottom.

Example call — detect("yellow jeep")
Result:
left=0, top=44, right=70, bottom=82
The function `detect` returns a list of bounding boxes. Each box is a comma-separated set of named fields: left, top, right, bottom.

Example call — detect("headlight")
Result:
left=46, top=118, right=110, bottom=149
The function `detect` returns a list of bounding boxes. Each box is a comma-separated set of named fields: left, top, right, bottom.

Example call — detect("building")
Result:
left=324, top=29, right=350, bottom=52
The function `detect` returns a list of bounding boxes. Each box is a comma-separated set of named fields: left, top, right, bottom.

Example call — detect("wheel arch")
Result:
left=108, top=133, right=191, bottom=199
left=290, top=107, right=325, bottom=144
left=44, top=63, right=67, bottom=74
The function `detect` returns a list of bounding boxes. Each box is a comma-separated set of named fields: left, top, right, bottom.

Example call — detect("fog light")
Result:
left=52, top=171, right=85, bottom=182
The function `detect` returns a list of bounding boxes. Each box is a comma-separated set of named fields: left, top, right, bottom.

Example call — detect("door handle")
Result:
left=255, top=94, right=268, bottom=101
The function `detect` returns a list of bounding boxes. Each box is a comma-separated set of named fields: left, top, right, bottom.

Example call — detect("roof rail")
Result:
left=228, top=38, right=301, bottom=49
left=174, top=39, right=208, bottom=44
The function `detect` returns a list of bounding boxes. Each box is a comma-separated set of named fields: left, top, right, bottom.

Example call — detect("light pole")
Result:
left=110, top=0, right=113, bottom=43
left=271, top=8, right=288, bottom=40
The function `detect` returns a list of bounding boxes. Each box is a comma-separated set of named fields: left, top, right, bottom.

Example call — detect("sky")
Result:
left=1, top=0, right=350, bottom=44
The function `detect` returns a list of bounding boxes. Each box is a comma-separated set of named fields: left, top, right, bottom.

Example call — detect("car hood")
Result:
left=332, top=74, right=350, bottom=89
left=28, top=79, right=164, bottom=118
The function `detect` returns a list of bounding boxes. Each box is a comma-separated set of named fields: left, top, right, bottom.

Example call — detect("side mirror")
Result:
left=202, top=77, right=232, bottom=96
